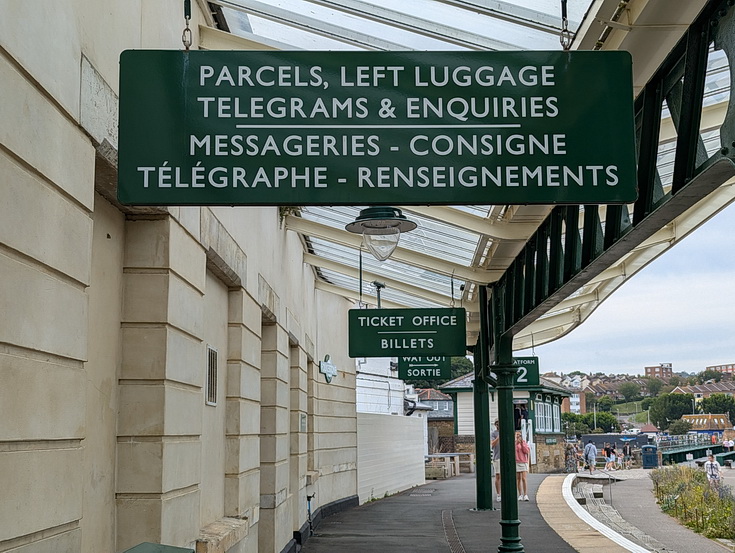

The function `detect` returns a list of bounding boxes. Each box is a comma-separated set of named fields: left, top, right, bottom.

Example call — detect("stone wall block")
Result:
left=0, top=149, right=92, bottom=284
left=226, top=398, right=260, bottom=436
left=0, top=254, right=88, bottom=360
left=0, top=354, right=85, bottom=441
left=0, top=54, right=94, bottom=210
left=228, top=326, right=262, bottom=370
left=0, top=448, right=83, bottom=542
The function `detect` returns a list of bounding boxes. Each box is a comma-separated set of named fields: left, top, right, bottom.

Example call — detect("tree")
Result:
left=585, top=392, right=596, bottom=408
left=698, top=369, right=722, bottom=384
left=701, top=393, right=735, bottom=424
left=581, top=411, right=619, bottom=433
left=669, top=375, right=681, bottom=387
left=649, top=393, right=695, bottom=430
left=646, top=377, right=664, bottom=397
left=618, top=382, right=641, bottom=402
left=405, top=356, right=473, bottom=389
left=641, top=398, right=653, bottom=411
left=597, top=395, right=615, bottom=412
left=561, top=412, right=590, bottom=438
left=667, top=419, right=693, bottom=435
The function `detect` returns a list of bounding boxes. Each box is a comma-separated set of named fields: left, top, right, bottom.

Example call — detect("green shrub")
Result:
left=651, top=466, right=735, bottom=539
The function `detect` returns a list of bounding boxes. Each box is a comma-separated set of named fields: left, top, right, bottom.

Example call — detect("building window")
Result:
left=206, top=346, right=218, bottom=406
left=553, top=404, right=561, bottom=432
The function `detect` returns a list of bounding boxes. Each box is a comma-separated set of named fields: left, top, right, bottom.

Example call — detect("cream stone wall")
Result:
left=0, top=2, right=360, bottom=553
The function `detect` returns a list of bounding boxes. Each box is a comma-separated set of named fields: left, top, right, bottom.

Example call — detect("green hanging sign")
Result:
left=118, top=50, right=637, bottom=206
left=513, top=356, right=540, bottom=387
left=348, top=308, right=466, bottom=357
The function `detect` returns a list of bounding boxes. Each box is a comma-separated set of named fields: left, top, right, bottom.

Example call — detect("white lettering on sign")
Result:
left=380, top=338, right=435, bottom=349
left=413, top=65, right=555, bottom=87
left=411, top=315, right=457, bottom=326
left=356, top=315, right=405, bottom=327
left=407, top=368, right=442, bottom=377
left=516, top=367, right=528, bottom=383
left=122, top=51, right=635, bottom=205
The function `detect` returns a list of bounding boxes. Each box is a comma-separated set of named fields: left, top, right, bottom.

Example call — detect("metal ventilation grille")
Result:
left=206, top=346, right=218, bottom=406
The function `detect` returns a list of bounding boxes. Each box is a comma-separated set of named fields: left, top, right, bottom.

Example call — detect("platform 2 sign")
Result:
left=513, top=356, right=540, bottom=387
left=397, top=357, right=451, bottom=380
left=118, top=50, right=637, bottom=206
left=348, top=308, right=466, bottom=358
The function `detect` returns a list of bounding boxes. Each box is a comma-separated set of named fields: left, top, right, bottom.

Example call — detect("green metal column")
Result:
left=492, top=289, right=524, bottom=553
left=473, top=374, right=493, bottom=509
left=473, top=283, right=494, bottom=509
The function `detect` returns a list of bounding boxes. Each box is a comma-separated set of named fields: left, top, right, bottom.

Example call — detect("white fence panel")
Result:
left=357, top=413, right=425, bottom=503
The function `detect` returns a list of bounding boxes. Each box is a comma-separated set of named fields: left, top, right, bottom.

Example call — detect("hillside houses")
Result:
left=542, top=372, right=653, bottom=402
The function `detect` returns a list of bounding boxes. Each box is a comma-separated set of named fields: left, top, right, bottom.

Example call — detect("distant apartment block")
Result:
left=645, top=363, right=673, bottom=379
left=707, top=363, right=735, bottom=374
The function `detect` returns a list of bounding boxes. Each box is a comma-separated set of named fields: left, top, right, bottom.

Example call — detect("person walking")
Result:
left=704, top=454, right=723, bottom=490
left=491, top=420, right=502, bottom=502
left=515, top=431, right=531, bottom=501
left=565, top=443, right=579, bottom=473
left=583, top=440, right=597, bottom=473
left=622, top=442, right=633, bottom=469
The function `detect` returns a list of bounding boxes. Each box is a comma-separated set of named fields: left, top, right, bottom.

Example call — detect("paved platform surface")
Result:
left=610, top=471, right=730, bottom=553
left=302, top=474, right=576, bottom=553
left=299, top=469, right=735, bottom=553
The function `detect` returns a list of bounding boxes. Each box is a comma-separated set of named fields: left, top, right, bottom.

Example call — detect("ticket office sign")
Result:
left=118, top=50, right=637, bottom=206
left=397, top=356, right=451, bottom=380
left=348, top=308, right=466, bottom=357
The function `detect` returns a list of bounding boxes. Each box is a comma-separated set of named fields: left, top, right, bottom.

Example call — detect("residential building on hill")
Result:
left=672, top=381, right=735, bottom=400
left=645, top=363, right=673, bottom=379
left=707, top=363, right=735, bottom=375
left=416, top=388, right=454, bottom=420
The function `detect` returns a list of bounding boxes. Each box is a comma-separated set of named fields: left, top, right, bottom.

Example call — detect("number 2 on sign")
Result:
left=516, top=367, right=528, bottom=383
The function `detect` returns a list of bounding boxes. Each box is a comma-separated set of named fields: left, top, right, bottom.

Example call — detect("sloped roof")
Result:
left=640, top=423, right=659, bottom=432
left=416, top=388, right=452, bottom=402
left=673, top=381, right=735, bottom=395
left=440, top=372, right=570, bottom=397
left=682, top=413, right=732, bottom=430
left=440, top=372, right=474, bottom=391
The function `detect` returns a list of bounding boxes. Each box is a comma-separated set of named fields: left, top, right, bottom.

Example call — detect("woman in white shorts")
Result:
left=515, top=431, right=531, bottom=501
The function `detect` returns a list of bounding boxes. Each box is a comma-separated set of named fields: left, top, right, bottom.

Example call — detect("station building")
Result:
left=3, top=1, right=735, bottom=552
left=0, top=3, right=360, bottom=552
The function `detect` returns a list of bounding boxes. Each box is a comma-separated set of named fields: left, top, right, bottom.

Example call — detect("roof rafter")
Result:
left=436, top=0, right=564, bottom=34
left=208, top=0, right=410, bottom=50
left=315, top=281, right=407, bottom=309
left=304, top=252, right=477, bottom=308
left=305, top=0, right=518, bottom=50
left=400, top=205, right=537, bottom=240
left=285, top=215, right=501, bottom=283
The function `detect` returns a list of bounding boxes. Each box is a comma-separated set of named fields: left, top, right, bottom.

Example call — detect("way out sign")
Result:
left=398, top=357, right=451, bottom=380
left=348, top=308, right=466, bottom=357
left=118, top=50, right=636, bottom=206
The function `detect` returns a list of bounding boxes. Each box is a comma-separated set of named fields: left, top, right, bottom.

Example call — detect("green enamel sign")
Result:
left=348, top=308, right=466, bottom=357
left=513, top=356, right=540, bottom=387
left=118, top=50, right=637, bottom=206
left=398, top=356, right=451, bottom=380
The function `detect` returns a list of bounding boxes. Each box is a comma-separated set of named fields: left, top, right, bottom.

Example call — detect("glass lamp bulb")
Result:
left=363, top=227, right=400, bottom=261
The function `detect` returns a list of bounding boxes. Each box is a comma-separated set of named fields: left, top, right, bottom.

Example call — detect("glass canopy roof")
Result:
left=203, top=0, right=732, bottom=349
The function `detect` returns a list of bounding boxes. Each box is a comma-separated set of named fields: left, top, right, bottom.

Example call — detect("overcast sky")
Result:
left=515, top=201, right=735, bottom=376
